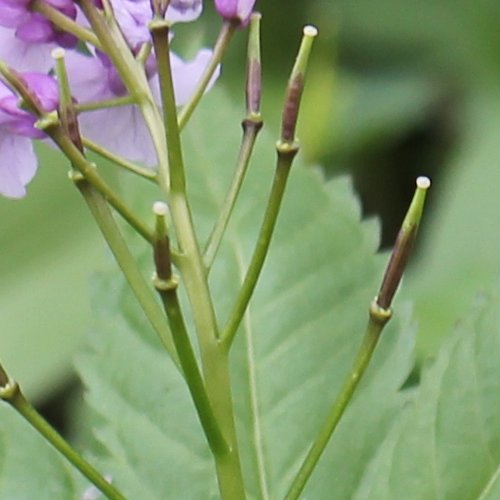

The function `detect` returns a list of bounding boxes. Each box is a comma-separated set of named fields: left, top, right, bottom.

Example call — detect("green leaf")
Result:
left=354, top=285, right=500, bottom=500
left=404, top=92, right=500, bottom=358
left=0, top=145, right=103, bottom=400
left=330, top=72, right=440, bottom=158
left=78, top=88, right=417, bottom=497
left=0, top=405, right=81, bottom=499
left=329, top=0, right=500, bottom=87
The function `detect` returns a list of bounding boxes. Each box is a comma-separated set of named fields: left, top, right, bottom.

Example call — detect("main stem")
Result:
left=172, top=197, right=247, bottom=500
left=151, top=22, right=246, bottom=498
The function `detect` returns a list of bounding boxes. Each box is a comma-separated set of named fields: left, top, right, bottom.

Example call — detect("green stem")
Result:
left=222, top=144, right=298, bottom=349
left=203, top=118, right=263, bottom=271
left=150, top=21, right=246, bottom=498
left=149, top=19, right=186, bottom=193
left=201, top=349, right=248, bottom=500
left=33, top=0, right=102, bottom=49
left=74, top=177, right=180, bottom=369
left=82, top=137, right=158, bottom=182
left=48, top=129, right=154, bottom=243
left=75, top=96, right=135, bottom=113
left=284, top=303, right=392, bottom=500
left=0, top=380, right=125, bottom=500
left=136, top=42, right=153, bottom=65
left=49, top=54, right=153, bottom=242
left=178, top=21, right=236, bottom=130
left=152, top=206, right=227, bottom=455
left=171, top=205, right=247, bottom=500
left=149, top=21, right=219, bottom=347
left=155, top=278, right=229, bottom=456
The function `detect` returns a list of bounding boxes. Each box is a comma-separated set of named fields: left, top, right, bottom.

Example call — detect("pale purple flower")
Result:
left=65, top=48, right=218, bottom=166
left=167, top=0, right=203, bottom=23
left=0, top=73, right=59, bottom=198
left=111, top=0, right=202, bottom=47
left=0, top=0, right=78, bottom=71
left=214, top=0, right=255, bottom=25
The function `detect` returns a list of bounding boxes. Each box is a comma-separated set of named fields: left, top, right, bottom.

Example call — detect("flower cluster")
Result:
left=0, top=0, right=256, bottom=198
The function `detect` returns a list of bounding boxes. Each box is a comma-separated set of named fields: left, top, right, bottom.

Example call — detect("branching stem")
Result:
left=178, top=21, right=237, bottom=130
left=82, top=137, right=158, bottom=182
left=73, top=177, right=180, bottom=368
left=203, top=118, right=263, bottom=271
left=222, top=143, right=298, bottom=349
left=150, top=20, right=247, bottom=498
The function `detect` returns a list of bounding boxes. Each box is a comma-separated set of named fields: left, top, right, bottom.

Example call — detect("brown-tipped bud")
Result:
left=281, top=73, right=304, bottom=143
left=150, top=0, right=171, bottom=18
left=153, top=202, right=172, bottom=281
left=376, top=176, right=431, bottom=309
left=52, top=48, right=84, bottom=152
left=280, top=25, right=318, bottom=144
left=0, top=363, right=8, bottom=388
left=245, top=13, right=262, bottom=117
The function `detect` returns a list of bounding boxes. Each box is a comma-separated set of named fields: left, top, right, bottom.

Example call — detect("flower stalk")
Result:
left=70, top=172, right=181, bottom=367
left=51, top=45, right=178, bottom=363
left=149, top=18, right=187, bottom=193
left=152, top=203, right=229, bottom=457
left=149, top=14, right=247, bottom=500
left=52, top=48, right=84, bottom=152
left=178, top=20, right=237, bottom=130
left=284, top=177, right=431, bottom=500
left=0, top=366, right=125, bottom=500
left=82, top=137, right=158, bottom=182
left=222, top=25, right=317, bottom=349
left=203, top=13, right=263, bottom=270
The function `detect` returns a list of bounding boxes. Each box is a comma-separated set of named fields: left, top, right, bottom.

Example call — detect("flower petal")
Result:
left=0, top=133, right=37, bottom=198
left=166, top=0, right=203, bottom=24
left=0, top=25, right=55, bottom=72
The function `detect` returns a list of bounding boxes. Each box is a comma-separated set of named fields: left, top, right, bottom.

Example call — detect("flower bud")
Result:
left=245, top=13, right=261, bottom=117
left=376, top=176, right=431, bottom=309
left=214, top=0, right=256, bottom=26
left=280, top=25, right=318, bottom=144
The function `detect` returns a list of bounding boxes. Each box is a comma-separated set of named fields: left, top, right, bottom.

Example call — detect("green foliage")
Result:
left=2, top=3, right=500, bottom=497
left=303, top=0, right=500, bottom=360
left=354, top=286, right=500, bottom=500
left=405, top=94, right=500, bottom=356
left=0, top=146, right=102, bottom=399
left=2, top=75, right=500, bottom=500
left=76, top=89, right=415, bottom=497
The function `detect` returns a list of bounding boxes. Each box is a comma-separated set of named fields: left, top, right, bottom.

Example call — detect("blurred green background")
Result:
left=2, top=0, right=500, bottom=423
